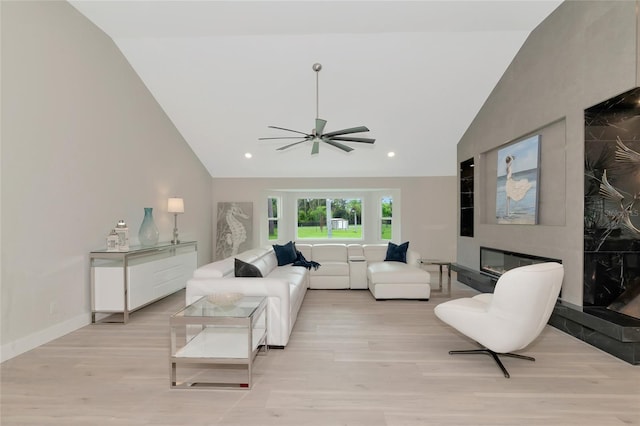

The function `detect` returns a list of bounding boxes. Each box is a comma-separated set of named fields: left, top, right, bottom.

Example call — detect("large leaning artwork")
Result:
left=496, top=135, right=540, bottom=224
left=215, top=202, right=253, bottom=260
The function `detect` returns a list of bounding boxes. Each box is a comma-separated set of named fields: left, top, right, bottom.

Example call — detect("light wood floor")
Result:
left=2, top=282, right=639, bottom=426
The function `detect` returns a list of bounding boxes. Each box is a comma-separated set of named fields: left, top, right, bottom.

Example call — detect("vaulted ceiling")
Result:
left=70, top=1, right=563, bottom=178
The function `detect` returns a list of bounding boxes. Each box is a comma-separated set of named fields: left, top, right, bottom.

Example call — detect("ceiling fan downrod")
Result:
left=313, top=62, right=322, bottom=120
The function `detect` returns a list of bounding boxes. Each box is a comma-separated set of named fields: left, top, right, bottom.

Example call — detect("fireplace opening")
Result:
left=480, top=247, right=561, bottom=280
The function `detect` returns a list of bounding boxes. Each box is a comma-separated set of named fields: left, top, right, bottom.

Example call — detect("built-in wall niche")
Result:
left=478, top=119, right=566, bottom=226
left=584, top=86, right=640, bottom=321
left=460, top=158, right=474, bottom=237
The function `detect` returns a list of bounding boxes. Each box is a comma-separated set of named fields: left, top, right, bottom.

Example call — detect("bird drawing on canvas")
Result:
left=505, top=155, right=533, bottom=216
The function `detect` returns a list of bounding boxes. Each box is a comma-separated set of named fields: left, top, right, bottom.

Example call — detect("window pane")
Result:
left=267, top=197, right=278, bottom=219
left=297, top=198, right=362, bottom=239
left=268, top=220, right=278, bottom=240
left=381, top=219, right=392, bottom=239
left=381, top=197, right=392, bottom=240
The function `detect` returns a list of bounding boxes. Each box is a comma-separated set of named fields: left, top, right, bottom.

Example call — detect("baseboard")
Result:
left=0, top=313, right=90, bottom=363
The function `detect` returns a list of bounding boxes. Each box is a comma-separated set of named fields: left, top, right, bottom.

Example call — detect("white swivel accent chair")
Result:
left=434, top=262, right=564, bottom=378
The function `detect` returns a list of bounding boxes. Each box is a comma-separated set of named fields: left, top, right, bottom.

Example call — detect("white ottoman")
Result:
left=367, top=261, right=431, bottom=300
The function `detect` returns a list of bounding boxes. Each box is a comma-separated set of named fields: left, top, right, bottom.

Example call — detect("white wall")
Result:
left=456, top=1, right=639, bottom=305
left=212, top=176, right=456, bottom=262
left=1, top=1, right=213, bottom=361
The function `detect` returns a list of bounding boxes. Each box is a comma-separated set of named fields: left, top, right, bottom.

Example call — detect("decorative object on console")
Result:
left=273, top=241, right=298, bottom=266
left=384, top=241, right=409, bottom=263
left=259, top=63, right=375, bottom=155
left=168, top=197, right=184, bottom=244
left=234, top=258, right=263, bottom=278
left=138, top=207, right=159, bottom=246
left=496, top=135, right=540, bottom=225
left=106, top=229, right=119, bottom=252
left=115, top=219, right=129, bottom=251
left=215, top=202, right=253, bottom=260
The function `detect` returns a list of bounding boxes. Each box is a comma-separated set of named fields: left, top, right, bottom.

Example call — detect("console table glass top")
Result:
left=91, top=240, right=197, bottom=255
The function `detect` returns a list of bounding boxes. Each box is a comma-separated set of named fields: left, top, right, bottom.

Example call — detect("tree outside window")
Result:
left=267, top=197, right=279, bottom=240
left=381, top=196, right=392, bottom=240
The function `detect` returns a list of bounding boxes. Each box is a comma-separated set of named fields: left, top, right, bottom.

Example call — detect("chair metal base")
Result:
left=448, top=348, right=535, bottom=378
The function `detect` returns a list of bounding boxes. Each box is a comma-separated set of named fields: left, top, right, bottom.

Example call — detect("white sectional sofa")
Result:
left=186, top=242, right=430, bottom=347
left=187, top=246, right=309, bottom=347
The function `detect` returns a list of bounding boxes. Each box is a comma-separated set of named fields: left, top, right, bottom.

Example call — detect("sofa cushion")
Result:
left=385, top=241, right=409, bottom=263
left=312, top=244, right=347, bottom=262
left=311, top=261, right=349, bottom=277
left=368, top=261, right=430, bottom=284
left=193, top=257, right=234, bottom=278
left=234, top=258, right=263, bottom=277
left=268, top=265, right=308, bottom=283
left=273, top=241, right=298, bottom=266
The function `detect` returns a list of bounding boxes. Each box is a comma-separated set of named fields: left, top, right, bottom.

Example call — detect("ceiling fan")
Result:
left=259, top=63, right=375, bottom=155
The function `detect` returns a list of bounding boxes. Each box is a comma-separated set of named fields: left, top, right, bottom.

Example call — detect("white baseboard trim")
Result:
left=0, top=313, right=90, bottom=363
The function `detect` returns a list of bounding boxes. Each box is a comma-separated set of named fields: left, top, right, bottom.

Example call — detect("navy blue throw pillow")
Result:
left=273, top=241, right=298, bottom=266
left=234, top=258, right=263, bottom=277
left=384, top=241, right=409, bottom=263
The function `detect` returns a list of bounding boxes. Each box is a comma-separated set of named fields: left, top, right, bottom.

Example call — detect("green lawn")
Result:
left=269, top=224, right=392, bottom=240
left=297, top=225, right=362, bottom=239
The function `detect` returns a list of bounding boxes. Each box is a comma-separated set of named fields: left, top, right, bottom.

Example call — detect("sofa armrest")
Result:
left=406, top=249, right=421, bottom=267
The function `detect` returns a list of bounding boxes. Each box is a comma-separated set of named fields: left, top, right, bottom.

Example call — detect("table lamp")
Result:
left=168, top=197, right=184, bottom=244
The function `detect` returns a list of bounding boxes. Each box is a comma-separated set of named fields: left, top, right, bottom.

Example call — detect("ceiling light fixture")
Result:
left=259, top=63, right=375, bottom=155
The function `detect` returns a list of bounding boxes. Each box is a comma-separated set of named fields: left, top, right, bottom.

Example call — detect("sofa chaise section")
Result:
left=363, top=244, right=431, bottom=300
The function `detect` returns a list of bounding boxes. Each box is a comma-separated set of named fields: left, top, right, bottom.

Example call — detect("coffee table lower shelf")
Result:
left=169, top=295, right=268, bottom=390
left=171, top=327, right=267, bottom=389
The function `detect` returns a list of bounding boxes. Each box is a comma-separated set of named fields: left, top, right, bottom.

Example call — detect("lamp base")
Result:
left=172, top=226, right=179, bottom=245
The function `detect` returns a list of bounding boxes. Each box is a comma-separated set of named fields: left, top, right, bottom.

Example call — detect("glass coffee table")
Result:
left=170, top=294, right=268, bottom=389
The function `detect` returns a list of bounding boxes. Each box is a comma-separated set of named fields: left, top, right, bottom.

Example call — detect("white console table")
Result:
left=90, top=241, right=197, bottom=323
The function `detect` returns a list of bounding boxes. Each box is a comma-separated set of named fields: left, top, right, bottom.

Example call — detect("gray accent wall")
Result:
left=456, top=1, right=639, bottom=306
left=1, top=1, right=213, bottom=361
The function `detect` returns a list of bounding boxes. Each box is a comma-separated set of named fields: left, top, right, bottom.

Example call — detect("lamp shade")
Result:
left=168, top=197, right=184, bottom=214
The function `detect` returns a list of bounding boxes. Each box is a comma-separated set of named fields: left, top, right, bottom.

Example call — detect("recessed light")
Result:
left=387, top=152, right=395, bottom=158
left=244, top=152, right=252, bottom=159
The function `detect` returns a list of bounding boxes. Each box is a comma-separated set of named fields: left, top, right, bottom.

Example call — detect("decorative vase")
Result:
left=138, top=207, right=159, bottom=246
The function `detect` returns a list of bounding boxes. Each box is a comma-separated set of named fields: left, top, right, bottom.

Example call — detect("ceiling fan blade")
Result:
left=259, top=136, right=310, bottom=140
left=315, top=118, right=327, bottom=135
left=322, top=126, right=370, bottom=137
left=276, top=139, right=309, bottom=151
left=329, top=136, right=376, bottom=144
left=311, top=140, right=320, bottom=155
left=323, top=139, right=354, bottom=153
left=267, top=126, right=311, bottom=137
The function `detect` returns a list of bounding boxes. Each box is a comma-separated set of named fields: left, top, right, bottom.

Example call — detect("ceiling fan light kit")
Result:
left=259, top=63, right=375, bottom=155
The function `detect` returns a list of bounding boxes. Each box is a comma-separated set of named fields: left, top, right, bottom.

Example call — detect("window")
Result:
left=267, top=197, right=280, bottom=240
left=297, top=198, right=362, bottom=239
left=381, top=196, right=392, bottom=240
